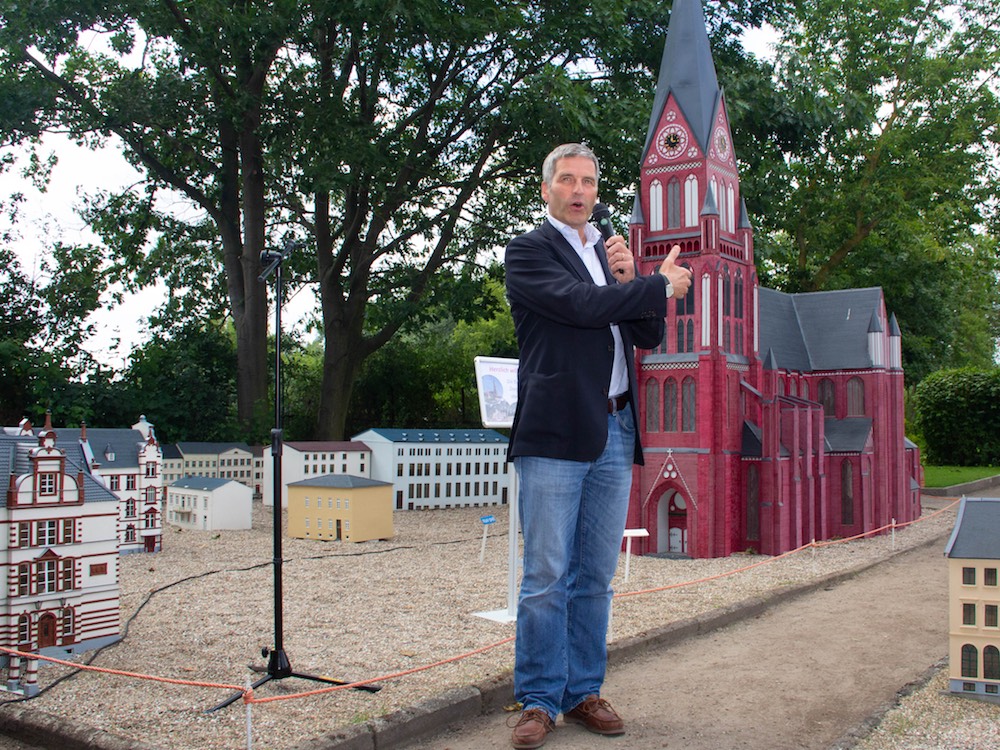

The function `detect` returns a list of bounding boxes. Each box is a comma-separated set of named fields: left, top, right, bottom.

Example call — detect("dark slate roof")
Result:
left=641, top=0, right=721, bottom=162
left=0, top=435, right=33, bottom=490
left=175, top=442, right=252, bottom=454
left=52, top=427, right=148, bottom=470
left=354, top=428, right=508, bottom=444
left=759, top=287, right=885, bottom=373
left=758, top=289, right=811, bottom=371
left=286, top=441, right=371, bottom=453
left=170, top=476, right=241, bottom=491
left=0, top=434, right=119, bottom=507
left=944, top=497, right=1000, bottom=560
left=288, top=475, right=391, bottom=489
left=823, top=418, right=873, bottom=453
left=161, top=444, right=182, bottom=460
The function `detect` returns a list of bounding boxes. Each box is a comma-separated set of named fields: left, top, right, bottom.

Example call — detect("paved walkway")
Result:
left=401, top=532, right=950, bottom=750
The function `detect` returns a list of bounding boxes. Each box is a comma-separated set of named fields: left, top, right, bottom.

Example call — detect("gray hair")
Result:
left=541, top=143, right=601, bottom=186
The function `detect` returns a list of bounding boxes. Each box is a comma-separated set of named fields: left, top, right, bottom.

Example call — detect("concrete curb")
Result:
left=0, top=530, right=952, bottom=750
left=0, top=699, right=161, bottom=750
left=829, top=656, right=949, bottom=749
left=921, top=475, right=1000, bottom=497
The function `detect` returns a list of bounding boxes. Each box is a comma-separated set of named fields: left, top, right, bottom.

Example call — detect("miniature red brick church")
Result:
left=626, top=0, right=922, bottom=558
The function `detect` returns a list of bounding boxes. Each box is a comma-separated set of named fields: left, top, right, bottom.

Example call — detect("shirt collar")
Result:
left=547, top=211, right=601, bottom=247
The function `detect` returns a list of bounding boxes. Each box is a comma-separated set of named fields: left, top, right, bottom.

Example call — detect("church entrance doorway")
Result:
left=656, top=489, right=688, bottom=554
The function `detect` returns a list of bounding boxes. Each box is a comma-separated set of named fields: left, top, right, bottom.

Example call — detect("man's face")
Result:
left=541, top=156, right=598, bottom=231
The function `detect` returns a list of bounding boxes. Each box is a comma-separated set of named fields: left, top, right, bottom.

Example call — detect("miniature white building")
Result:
left=167, top=476, right=252, bottom=531
left=2, top=421, right=120, bottom=697
left=351, top=428, right=509, bottom=510
left=945, top=496, right=1000, bottom=702
left=55, top=417, right=164, bottom=555
left=260, top=440, right=371, bottom=508
left=161, top=442, right=255, bottom=487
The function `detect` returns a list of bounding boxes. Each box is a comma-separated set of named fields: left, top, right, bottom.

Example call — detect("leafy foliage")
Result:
left=0, top=0, right=784, bottom=438
left=755, top=0, right=1000, bottom=381
left=915, top=367, right=1000, bottom=465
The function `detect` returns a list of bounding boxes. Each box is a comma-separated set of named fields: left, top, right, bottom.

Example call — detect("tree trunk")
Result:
left=316, top=323, right=364, bottom=440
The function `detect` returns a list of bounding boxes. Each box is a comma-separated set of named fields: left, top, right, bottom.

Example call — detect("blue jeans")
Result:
left=513, top=408, right=635, bottom=720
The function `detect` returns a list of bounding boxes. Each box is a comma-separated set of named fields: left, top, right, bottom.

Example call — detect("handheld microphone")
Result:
left=591, top=203, right=626, bottom=276
left=591, top=202, right=615, bottom=241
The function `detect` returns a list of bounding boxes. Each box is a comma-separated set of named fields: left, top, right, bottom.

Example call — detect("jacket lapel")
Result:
left=539, top=221, right=616, bottom=284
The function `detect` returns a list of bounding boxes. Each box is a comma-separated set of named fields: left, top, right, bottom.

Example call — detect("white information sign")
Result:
left=473, top=356, right=519, bottom=428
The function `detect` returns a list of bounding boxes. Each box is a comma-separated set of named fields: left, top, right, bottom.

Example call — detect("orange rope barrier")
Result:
left=0, top=646, right=243, bottom=692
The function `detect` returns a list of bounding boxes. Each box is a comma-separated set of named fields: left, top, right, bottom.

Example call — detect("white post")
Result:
left=622, top=528, right=649, bottom=584
left=472, top=462, right=519, bottom=623
left=506, top=467, right=519, bottom=618
left=245, top=678, right=253, bottom=750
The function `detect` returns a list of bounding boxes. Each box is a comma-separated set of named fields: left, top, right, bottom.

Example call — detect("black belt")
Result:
left=608, top=393, right=629, bottom=413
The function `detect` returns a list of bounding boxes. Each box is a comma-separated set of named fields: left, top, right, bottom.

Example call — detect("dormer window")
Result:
left=104, top=444, right=115, bottom=462
left=38, top=472, right=58, bottom=495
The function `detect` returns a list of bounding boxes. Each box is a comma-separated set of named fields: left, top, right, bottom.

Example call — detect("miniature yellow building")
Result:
left=287, top=475, right=393, bottom=543
left=944, top=496, right=1000, bottom=702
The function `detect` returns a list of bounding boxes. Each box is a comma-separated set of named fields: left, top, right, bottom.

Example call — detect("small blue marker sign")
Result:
left=479, top=515, right=496, bottom=561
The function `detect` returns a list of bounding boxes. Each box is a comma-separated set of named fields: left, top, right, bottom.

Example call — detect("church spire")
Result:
left=641, top=0, right=721, bottom=163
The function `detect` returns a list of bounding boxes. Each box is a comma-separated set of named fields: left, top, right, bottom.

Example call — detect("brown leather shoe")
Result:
left=564, top=695, right=625, bottom=735
left=510, top=708, right=555, bottom=749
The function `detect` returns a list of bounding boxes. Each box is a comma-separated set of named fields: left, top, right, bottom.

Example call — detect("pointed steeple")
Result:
left=888, top=313, right=901, bottom=336
left=701, top=186, right=719, bottom=216
left=738, top=198, right=753, bottom=230
left=641, top=0, right=721, bottom=162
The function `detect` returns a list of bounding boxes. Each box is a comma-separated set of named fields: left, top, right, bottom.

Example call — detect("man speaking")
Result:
left=504, top=142, right=692, bottom=749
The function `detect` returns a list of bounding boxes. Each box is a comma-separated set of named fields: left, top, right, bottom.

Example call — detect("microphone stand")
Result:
left=208, top=240, right=380, bottom=712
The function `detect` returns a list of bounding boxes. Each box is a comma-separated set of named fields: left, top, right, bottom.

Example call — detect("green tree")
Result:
left=756, top=0, right=1000, bottom=378
left=0, top=0, right=787, bottom=439
left=118, top=322, right=239, bottom=443
left=0, top=246, right=45, bottom=423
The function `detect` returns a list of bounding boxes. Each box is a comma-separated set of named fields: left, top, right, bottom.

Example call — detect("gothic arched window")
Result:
left=841, top=460, right=854, bottom=525
left=664, top=379, right=678, bottom=432
left=682, top=377, right=697, bottom=432
left=645, top=379, right=660, bottom=433
left=818, top=379, right=836, bottom=414
left=649, top=180, right=664, bottom=231
left=684, top=175, right=699, bottom=226
left=667, top=178, right=681, bottom=228
left=747, top=465, right=760, bottom=542
left=847, top=377, right=865, bottom=416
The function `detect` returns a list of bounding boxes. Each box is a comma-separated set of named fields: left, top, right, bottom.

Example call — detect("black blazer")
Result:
left=505, top=221, right=667, bottom=465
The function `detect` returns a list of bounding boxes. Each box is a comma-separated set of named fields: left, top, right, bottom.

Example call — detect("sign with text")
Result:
left=474, top=356, right=519, bottom=429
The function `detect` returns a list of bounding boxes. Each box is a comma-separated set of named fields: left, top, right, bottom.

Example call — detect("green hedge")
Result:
left=915, top=367, right=1000, bottom=466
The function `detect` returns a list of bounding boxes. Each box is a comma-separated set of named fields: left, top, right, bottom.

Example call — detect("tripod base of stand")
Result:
left=206, top=648, right=381, bottom=712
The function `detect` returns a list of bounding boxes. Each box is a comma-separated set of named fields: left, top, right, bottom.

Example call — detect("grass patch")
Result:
left=923, top=465, right=1000, bottom=488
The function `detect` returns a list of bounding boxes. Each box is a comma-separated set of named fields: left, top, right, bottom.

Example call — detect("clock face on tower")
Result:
left=714, top=126, right=731, bottom=161
left=656, top=124, right=688, bottom=160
